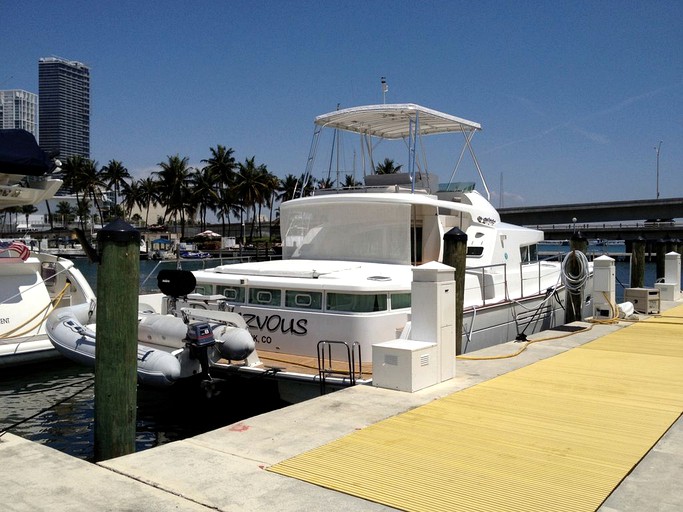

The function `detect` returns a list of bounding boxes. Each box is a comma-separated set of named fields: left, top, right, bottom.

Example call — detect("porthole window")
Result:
left=285, top=290, right=322, bottom=310
left=249, top=288, right=281, bottom=306
left=217, top=285, right=245, bottom=303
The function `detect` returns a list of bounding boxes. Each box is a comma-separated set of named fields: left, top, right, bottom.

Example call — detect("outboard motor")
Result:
left=184, top=321, right=216, bottom=380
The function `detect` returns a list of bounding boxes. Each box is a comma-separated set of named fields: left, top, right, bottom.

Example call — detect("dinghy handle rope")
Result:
left=0, top=282, right=71, bottom=339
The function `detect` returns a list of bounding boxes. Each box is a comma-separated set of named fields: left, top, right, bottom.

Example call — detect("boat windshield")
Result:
left=281, top=201, right=411, bottom=264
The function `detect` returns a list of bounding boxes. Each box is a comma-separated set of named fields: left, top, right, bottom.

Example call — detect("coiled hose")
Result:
left=561, top=250, right=590, bottom=294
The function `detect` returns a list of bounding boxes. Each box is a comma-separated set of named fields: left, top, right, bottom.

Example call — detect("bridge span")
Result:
left=499, top=197, right=683, bottom=226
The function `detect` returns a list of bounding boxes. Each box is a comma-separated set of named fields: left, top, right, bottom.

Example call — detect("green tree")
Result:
left=343, top=174, right=362, bottom=187
left=154, top=155, right=193, bottom=237
left=55, top=201, right=75, bottom=227
left=21, top=205, right=38, bottom=231
left=235, top=157, right=269, bottom=241
left=375, top=158, right=402, bottom=174
left=202, top=145, right=237, bottom=234
left=61, top=155, right=90, bottom=231
left=277, top=174, right=300, bottom=204
left=191, top=166, right=220, bottom=230
left=100, top=159, right=131, bottom=218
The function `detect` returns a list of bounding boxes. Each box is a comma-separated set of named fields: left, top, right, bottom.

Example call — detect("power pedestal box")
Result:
left=372, top=339, right=439, bottom=392
left=624, top=288, right=660, bottom=314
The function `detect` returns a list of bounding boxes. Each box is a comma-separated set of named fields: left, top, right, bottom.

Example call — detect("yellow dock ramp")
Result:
left=269, top=306, right=683, bottom=511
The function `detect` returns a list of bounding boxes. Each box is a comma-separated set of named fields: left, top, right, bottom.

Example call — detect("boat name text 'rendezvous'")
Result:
left=242, top=313, right=307, bottom=336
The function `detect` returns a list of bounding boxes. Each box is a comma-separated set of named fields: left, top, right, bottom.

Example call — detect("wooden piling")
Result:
left=565, top=231, right=588, bottom=323
left=94, top=219, right=140, bottom=462
left=629, top=236, right=646, bottom=288
left=442, top=228, right=467, bottom=355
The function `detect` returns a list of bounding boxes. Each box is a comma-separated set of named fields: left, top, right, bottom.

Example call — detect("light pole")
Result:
left=655, top=140, right=662, bottom=199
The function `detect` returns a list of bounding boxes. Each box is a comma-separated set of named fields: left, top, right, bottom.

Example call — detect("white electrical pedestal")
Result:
left=372, top=340, right=438, bottom=392
left=372, top=261, right=455, bottom=392
left=655, top=252, right=681, bottom=301
left=592, top=255, right=615, bottom=319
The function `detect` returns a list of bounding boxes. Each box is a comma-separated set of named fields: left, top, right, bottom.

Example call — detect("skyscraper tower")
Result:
left=38, top=56, right=90, bottom=159
left=0, top=89, right=38, bottom=136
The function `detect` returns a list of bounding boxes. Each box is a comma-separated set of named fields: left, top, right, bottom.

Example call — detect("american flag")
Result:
left=2, top=241, right=31, bottom=260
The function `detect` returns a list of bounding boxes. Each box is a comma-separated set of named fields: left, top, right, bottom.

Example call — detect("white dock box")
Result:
left=624, top=288, right=660, bottom=314
left=372, top=339, right=438, bottom=392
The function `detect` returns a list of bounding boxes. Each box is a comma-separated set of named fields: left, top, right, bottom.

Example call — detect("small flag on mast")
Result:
left=381, top=77, right=388, bottom=103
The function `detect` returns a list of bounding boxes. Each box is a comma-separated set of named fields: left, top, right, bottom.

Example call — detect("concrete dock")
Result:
left=2, top=304, right=683, bottom=511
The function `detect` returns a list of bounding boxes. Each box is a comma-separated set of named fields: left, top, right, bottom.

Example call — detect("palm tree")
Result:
left=375, top=158, right=402, bottom=174
left=191, top=166, right=220, bottom=230
left=317, top=177, right=334, bottom=189
left=235, top=157, right=269, bottom=241
left=100, top=159, right=131, bottom=218
left=202, top=145, right=237, bottom=234
left=277, top=174, right=300, bottom=204
left=61, top=155, right=90, bottom=231
left=21, top=205, right=37, bottom=231
left=55, top=201, right=75, bottom=228
left=81, top=159, right=106, bottom=228
left=343, top=174, right=362, bottom=187
left=137, top=177, right=161, bottom=227
left=154, top=155, right=193, bottom=237
left=263, top=172, right=280, bottom=241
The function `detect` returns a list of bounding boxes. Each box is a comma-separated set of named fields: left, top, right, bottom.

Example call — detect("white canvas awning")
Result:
left=314, top=103, right=481, bottom=139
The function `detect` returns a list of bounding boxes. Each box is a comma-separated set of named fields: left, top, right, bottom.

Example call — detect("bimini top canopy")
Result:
left=314, top=103, right=481, bottom=139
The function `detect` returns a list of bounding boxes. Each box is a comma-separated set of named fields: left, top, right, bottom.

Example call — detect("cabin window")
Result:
left=285, top=290, right=322, bottom=310
left=194, top=284, right=213, bottom=294
left=218, top=285, right=245, bottom=303
left=391, top=293, right=411, bottom=310
left=467, top=246, right=484, bottom=257
left=326, top=293, right=388, bottom=313
left=249, top=288, right=282, bottom=306
left=520, top=244, right=538, bottom=263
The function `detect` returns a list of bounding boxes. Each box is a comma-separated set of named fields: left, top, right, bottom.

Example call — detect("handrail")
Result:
left=316, top=340, right=362, bottom=395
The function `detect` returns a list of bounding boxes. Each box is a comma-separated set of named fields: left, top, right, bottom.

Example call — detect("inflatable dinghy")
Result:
left=46, top=300, right=255, bottom=387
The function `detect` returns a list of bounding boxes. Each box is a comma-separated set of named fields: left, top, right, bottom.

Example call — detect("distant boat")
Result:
left=180, top=251, right=211, bottom=259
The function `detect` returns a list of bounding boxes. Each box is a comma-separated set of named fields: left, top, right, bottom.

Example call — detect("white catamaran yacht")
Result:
left=0, top=129, right=96, bottom=366
left=159, top=104, right=591, bottom=391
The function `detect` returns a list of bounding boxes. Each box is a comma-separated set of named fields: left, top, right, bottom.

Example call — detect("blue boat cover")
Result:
left=0, top=129, right=53, bottom=176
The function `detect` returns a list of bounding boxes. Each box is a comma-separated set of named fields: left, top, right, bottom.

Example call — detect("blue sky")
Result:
left=3, top=0, right=681, bottom=208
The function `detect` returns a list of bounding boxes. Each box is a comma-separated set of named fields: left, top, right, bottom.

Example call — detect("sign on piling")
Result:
left=94, top=219, right=140, bottom=461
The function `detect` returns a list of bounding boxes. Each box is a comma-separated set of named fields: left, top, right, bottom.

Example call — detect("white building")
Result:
left=0, top=89, right=38, bottom=136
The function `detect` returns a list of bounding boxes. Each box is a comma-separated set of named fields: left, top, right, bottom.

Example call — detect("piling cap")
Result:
left=444, top=227, right=467, bottom=242
left=97, top=218, right=141, bottom=244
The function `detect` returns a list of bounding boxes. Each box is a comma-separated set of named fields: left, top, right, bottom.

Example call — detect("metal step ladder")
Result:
left=316, top=340, right=362, bottom=395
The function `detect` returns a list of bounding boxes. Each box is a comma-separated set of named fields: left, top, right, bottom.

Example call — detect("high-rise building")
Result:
left=38, top=56, right=90, bottom=159
left=0, top=89, right=38, bottom=136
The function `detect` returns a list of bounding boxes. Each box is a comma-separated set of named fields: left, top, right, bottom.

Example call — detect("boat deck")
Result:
left=243, top=352, right=373, bottom=379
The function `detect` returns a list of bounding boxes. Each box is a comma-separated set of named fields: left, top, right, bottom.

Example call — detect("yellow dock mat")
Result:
left=269, top=305, right=683, bottom=511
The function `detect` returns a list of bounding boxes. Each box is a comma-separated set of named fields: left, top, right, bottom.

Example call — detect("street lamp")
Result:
left=655, top=140, right=662, bottom=199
